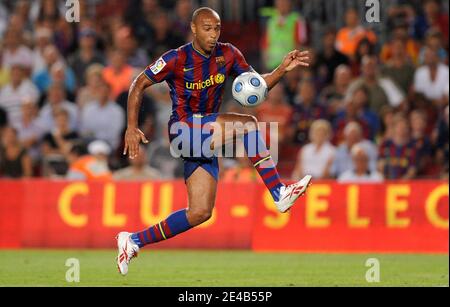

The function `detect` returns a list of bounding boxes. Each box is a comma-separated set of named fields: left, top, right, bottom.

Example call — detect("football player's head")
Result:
left=191, top=7, right=221, bottom=54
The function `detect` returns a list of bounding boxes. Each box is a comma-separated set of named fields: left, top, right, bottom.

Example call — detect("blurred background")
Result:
left=0, top=3, right=448, bottom=286
left=0, top=0, right=448, bottom=182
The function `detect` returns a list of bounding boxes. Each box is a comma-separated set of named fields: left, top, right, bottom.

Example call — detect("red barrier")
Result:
left=253, top=182, right=449, bottom=253
left=0, top=180, right=448, bottom=253
left=2, top=180, right=255, bottom=249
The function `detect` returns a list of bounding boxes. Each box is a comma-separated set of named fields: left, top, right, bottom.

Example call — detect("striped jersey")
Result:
left=144, top=42, right=252, bottom=125
left=378, top=139, right=417, bottom=179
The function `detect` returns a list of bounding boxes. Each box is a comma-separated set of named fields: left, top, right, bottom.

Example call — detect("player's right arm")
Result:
left=123, top=49, right=178, bottom=159
left=123, top=72, right=153, bottom=159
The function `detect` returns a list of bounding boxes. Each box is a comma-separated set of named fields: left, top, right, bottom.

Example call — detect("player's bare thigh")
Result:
left=185, top=166, right=217, bottom=227
left=210, top=113, right=258, bottom=150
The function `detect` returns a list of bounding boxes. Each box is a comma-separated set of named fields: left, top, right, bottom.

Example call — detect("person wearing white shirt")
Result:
left=1, top=30, right=34, bottom=70
left=80, top=81, right=124, bottom=150
left=0, top=64, right=39, bottom=127
left=414, top=46, right=449, bottom=105
left=338, top=144, right=383, bottom=183
left=292, top=119, right=336, bottom=180
left=37, top=83, right=78, bottom=133
left=16, top=98, right=45, bottom=162
left=331, top=121, right=378, bottom=177
left=346, top=55, right=405, bottom=112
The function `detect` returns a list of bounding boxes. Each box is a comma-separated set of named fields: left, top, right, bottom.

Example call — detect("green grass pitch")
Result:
left=0, top=250, right=448, bottom=287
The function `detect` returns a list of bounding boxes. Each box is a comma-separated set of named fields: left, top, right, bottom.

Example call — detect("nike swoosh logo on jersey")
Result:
left=183, top=67, right=194, bottom=72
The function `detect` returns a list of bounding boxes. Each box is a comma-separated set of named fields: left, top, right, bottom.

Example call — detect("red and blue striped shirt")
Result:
left=144, top=42, right=252, bottom=125
left=378, top=139, right=417, bottom=179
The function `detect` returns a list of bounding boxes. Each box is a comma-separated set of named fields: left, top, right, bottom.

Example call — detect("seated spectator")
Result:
left=338, top=144, right=383, bottom=183
left=16, top=98, right=44, bottom=162
left=410, top=109, right=433, bottom=177
left=113, top=145, right=161, bottom=180
left=292, top=119, right=336, bottom=180
left=255, top=84, right=292, bottom=144
left=434, top=105, right=449, bottom=179
left=0, top=126, right=32, bottom=178
left=335, top=8, right=377, bottom=59
left=102, top=49, right=135, bottom=100
left=350, top=38, right=376, bottom=76
left=410, top=93, right=439, bottom=134
left=413, top=0, right=449, bottom=45
left=333, top=85, right=379, bottom=143
left=380, top=25, right=420, bottom=65
left=32, top=0, right=65, bottom=30
left=114, top=26, right=148, bottom=69
left=331, top=121, right=378, bottom=178
left=79, top=81, right=124, bottom=150
left=1, top=28, right=33, bottom=71
left=378, top=114, right=417, bottom=179
left=9, top=2, right=34, bottom=35
left=66, top=140, right=112, bottom=180
left=418, top=29, right=448, bottom=65
left=68, top=28, right=105, bottom=86
left=320, top=64, right=353, bottom=121
left=347, top=55, right=405, bottom=113
left=32, top=45, right=76, bottom=94
left=0, top=62, right=39, bottom=127
left=41, top=108, right=79, bottom=157
left=37, top=82, right=78, bottom=133
left=315, top=27, right=349, bottom=85
left=378, top=105, right=396, bottom=141
left=413, top=46, right=449, bottom=108
left=381, top=38, right=416, bottom=96
left=48, top=62, right=76, bottom=96
left=290, top=79, right=326, bottom=146
left=76, top=63, right=105, bottom=109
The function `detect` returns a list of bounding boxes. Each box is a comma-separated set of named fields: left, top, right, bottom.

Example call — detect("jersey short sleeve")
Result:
left=144, top=49, right=178, bottom=83
left=229, top=44, right=253, bottom=76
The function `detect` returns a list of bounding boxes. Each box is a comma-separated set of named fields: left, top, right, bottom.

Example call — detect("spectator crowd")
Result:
left=0, top=0, right=448, bottom=182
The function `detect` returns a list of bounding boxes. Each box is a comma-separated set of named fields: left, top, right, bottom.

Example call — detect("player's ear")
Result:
left=190, top=22, right=196, bottom=36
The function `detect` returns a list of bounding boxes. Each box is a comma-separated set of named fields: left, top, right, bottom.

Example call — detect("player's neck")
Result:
left=192, top=40, right=211, bottom=57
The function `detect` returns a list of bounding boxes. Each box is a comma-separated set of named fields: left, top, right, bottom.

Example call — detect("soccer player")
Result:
left=117, top=7, right=312, bottom=275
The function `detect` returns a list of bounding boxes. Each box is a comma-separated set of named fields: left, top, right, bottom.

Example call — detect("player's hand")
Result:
left=123, top=127, right=148, bottom=159
left=280, top=50, right=310, bottom=72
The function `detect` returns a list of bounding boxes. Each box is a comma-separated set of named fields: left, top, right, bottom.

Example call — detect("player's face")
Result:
left=192, top=15, right=221, bottom=53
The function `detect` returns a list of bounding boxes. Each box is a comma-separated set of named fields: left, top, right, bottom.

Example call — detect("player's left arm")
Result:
left=230, top=44, right=309, bottom=90
left=261, top=50, right=309, bottom=90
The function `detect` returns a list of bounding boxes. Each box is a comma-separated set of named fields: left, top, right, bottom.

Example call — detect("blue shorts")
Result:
left=168, top=113, right=219, bottom=182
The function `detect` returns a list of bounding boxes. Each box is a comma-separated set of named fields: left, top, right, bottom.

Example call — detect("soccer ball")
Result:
left=232, top=71, right=268, bottom=107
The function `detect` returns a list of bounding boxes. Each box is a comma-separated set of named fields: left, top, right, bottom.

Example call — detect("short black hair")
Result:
left=191, top=7, right=220, bottom=23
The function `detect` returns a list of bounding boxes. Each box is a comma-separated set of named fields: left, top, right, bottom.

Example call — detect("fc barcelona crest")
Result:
left=216, top=56, right=225, bottom=67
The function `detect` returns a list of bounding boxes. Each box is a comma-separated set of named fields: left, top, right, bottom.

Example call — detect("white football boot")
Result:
left=116, top=232, right=139, bottom=276
left=275, top=175, right=312, bottom=213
